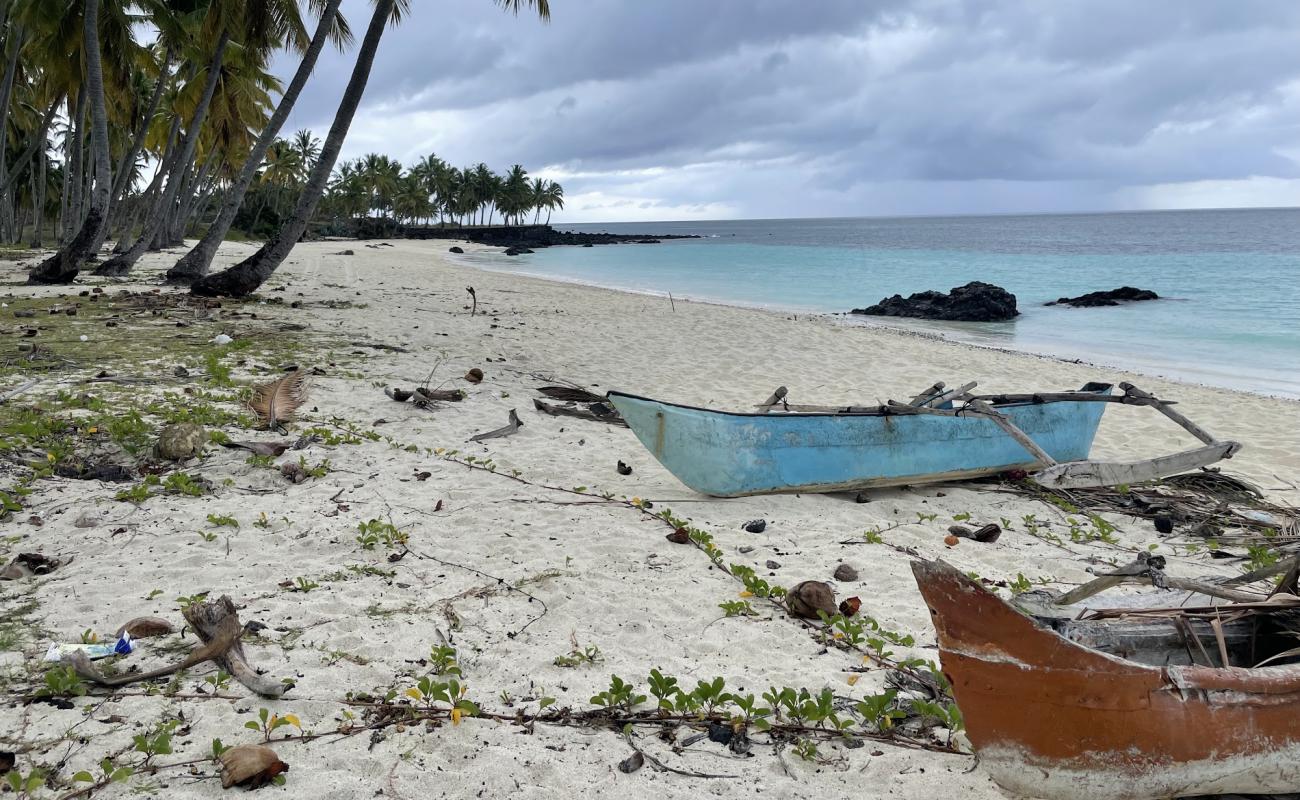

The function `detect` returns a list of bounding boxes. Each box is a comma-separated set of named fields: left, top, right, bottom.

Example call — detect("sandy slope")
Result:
left=2, top=238, right=1298, bottom=800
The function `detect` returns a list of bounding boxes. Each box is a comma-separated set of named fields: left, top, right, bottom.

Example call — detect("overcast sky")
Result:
left=272, top=0, right=1300, bottom=223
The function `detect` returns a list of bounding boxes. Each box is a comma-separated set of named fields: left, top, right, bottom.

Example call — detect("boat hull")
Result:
left=912, top=560, right=1300, bottom=800
left=606, top=388, right=1109, bottom=497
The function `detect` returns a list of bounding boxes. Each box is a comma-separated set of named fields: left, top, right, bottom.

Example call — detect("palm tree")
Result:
left=497, top=164, right=529, bottom=225
left=542, top=179, right=563, bottom=224
left=28, top=0, right=111, bottom=284
left=193, top=0, right=551, bottom=298
left=166, top=1, right=348, bottom=282
left=99, top=0, right=313, bottom=277
left=530, top=176, right=546, bottom=224
left=291, top=129, right=321, bottom=178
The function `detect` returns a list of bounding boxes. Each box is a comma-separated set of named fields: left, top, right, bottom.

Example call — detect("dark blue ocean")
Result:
left=461, top=209, right=1300, bottom=398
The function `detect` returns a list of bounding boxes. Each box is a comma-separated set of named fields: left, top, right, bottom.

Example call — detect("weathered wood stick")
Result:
left=1120, top=382, right=1222, bottom=447
left=962, top=397, right=1057, bottom=467
left=184, top=595, right=288, bottom=697
left=469, top=409, right=523, bottom=443
left=758, top=386, right=788, bottom=414
left=907, top=381, right=945, bottom=406
left=919, top=381, right=978, bottom=408
left=0, top=379, right=39, bottom=404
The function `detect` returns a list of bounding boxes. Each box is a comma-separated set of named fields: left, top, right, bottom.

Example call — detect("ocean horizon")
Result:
left=458, top=208, right=1300, bottom=399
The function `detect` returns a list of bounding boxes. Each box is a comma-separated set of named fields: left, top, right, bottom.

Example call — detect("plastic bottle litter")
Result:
left=44, top=634, right=133, bottom=662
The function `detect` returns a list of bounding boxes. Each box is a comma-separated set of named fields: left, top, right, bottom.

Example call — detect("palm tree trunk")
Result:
left=0, top=21, right=24, bottom=238
left=193, top=0, right=397, bottom=297
left=170, top=148, right=216, bottom=244
left=31, top=140, right=45, bottom=247
left=59, top=87, right=86, bottom=244
left=95, top=31, right=229, bottom=277
left=28, top=0, right=112, bottom=284
left=91, top=46, right=174, bottom=256
left=168, top=0, right=343, bottom=283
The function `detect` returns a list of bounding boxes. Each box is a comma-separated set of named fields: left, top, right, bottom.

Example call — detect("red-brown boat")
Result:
left=912, top=559, right=1300, bottom=800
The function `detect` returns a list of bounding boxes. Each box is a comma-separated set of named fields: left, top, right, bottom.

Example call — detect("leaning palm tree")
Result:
left=193, top=0, right=550, bottom=298
left=166, top=0, right=349, bottom=283
left=28, top=0, right=111, bottom=284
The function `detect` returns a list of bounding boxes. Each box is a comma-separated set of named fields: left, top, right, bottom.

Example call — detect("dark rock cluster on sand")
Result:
left=1046, top=287, right=1159, bottom=307
left=851, top=281, right=1019, bottom=322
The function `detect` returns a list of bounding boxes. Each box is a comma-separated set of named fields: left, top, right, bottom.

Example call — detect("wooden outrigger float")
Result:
left=912, top=559, right=1300, bottom=800
left=606, top=380, right=1239, bottom=496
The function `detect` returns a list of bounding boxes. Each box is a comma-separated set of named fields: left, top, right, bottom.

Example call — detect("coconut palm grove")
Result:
left=0, top=0, right=553, bottom=295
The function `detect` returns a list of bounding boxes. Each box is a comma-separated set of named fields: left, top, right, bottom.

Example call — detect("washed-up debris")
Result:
left=45, top=635, right=133, bottom=662
left=947, top=523, right=1002, bottom=543
left=416, top=387, right=464, bottom=402
left=249, top=368, right=308, bottom=430
left=833, top=563, right=859, bottom=582
left=220, top=440, right=292, bottom=457
left=617, top=461, right=633, bottom=475
left=742, top=519, right=766, bottom=533
left=787, top=580, right=836, bottom=619
left=537, top=385, right=606, bottom=404
left=154, top=423, right=206, bottom=461
left=0, top=552, right=62, bottom=580
left=617, top=751, right=644, bottom=774
left=69, top=595, right=287, bottom=697
left=280, top=461, right=307, bottom=484
left=385, top=387, right=413, bottom=402
left=532, top=397, right=627, bottom=426
left=839, top=596, right=862, bottom=617
left=466, top=287, right=477, bottom=316
left=666, top=528, right=690, bottom=544
left=219, top=744, right=289, bottom=789
left=54, top=460, right=133, bottom=482
left=115, top=617, right=174, bottom=639
left=469, top=409, right=522, bottom=443
left=211, top=334, right=233, bottom=345
left=465, top=367, right=484, bottom=384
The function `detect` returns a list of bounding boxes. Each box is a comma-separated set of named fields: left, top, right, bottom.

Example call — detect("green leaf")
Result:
left=73, top=771, right=94, bottom=783
left=110, top=767, right=134, bottom=782
left=244, top=720, right=262, bottom=731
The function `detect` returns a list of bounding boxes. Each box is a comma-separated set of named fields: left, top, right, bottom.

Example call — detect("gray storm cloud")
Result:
left=273, top=0, right=1300, bottom=221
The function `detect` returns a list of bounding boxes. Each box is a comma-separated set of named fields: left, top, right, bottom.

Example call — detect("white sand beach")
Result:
left=3, top=239, right=1300, bottom=799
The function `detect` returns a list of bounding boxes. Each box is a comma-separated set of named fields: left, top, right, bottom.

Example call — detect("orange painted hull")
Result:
left=912, top=560, right=1300, bottom=799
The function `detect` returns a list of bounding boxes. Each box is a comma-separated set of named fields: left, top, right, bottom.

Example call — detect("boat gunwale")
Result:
left=605, top=384, right=1114, bottom=420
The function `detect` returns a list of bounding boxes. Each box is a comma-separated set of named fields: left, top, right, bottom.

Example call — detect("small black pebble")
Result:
left=742, top=519, right=766, bottom=533
left=1154, top=515, right=1174, bottom=534
left=855, top=492, right=871, bottom=503
left=616, top=460, right=632, bottom=475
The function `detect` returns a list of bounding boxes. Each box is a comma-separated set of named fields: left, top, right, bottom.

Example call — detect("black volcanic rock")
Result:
left=448, top=246, right=464, bottom=253
left=852, top=282, right=1019, bottom=322
left=504, top=246, right=535, bottom=256
left=1046, top=287, right=1159, bottom=307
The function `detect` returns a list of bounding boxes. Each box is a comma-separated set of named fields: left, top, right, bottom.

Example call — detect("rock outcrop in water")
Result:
left=851, top=281, right=1019, bottom=322
left=1046, top=287, right=1159, bottom=307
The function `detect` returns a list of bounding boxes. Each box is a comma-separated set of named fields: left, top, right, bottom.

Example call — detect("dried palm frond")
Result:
left=249, top=369, right=309, bottom=430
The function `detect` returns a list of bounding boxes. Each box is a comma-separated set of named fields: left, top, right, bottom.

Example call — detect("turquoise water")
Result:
left=460, top=210, right=1300, bottom=398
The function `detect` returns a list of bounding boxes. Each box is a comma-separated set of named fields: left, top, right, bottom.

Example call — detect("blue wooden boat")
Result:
left=606, top=381, right=1239, bottom=496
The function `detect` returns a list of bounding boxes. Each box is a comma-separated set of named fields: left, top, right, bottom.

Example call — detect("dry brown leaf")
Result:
left=219, top=744, right=289, bottom=789
left=249, top=369, right=309, bottom=430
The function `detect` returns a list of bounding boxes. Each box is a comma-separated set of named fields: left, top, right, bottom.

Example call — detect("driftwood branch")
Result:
left=469, top=409, right=522, bottom=442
